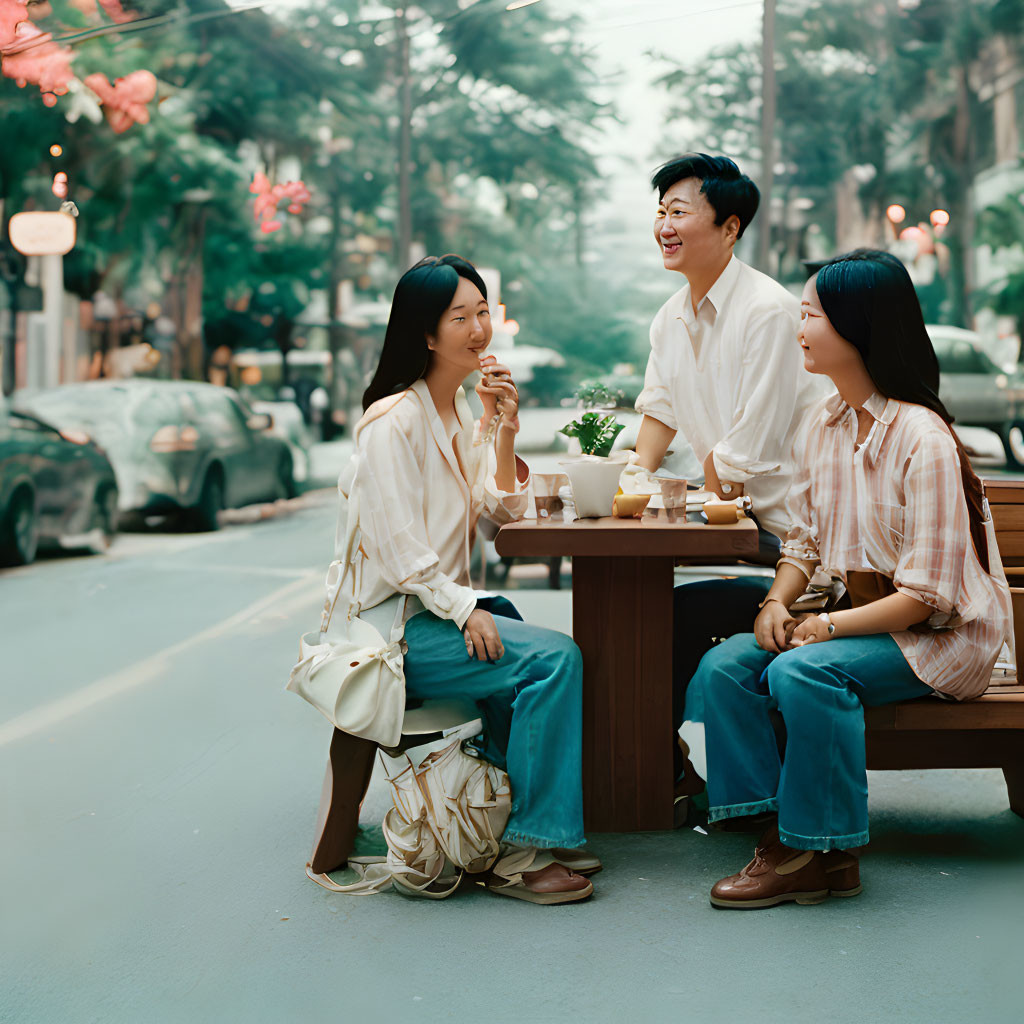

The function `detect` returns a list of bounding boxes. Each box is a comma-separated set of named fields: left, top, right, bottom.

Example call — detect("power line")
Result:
left=587, top=1, right=762, bottom=33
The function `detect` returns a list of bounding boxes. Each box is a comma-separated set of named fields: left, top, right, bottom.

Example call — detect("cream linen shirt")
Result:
left=635, top=256, right=828, bottom=538
left=331, top=378, right=528, bottom=634
left=779, top=391, right=1013, bottom=701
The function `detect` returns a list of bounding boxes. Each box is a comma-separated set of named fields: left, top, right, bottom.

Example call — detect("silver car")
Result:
left=928, top=325, right=1024, bottom=467
left=15, top=381, right=295, bottom=530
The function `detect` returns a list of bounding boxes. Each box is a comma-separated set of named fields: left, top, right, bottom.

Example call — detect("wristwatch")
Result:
left=817, top=612, right=836, bottom=636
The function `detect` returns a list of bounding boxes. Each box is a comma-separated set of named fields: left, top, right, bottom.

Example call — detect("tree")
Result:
left=654, top=0, right=1024, bottom=326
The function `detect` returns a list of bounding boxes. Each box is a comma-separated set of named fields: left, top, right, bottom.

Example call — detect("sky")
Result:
left=563, top=0, right=762, bottom=277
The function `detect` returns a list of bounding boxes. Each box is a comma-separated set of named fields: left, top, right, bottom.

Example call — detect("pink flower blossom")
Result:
left=1, top=23, right=74, bottom=99
left=84, top=69, right=157, bottom=133
left=249, top=174, right=311, bottom=231
left=0, top=0, right=28, bottom=51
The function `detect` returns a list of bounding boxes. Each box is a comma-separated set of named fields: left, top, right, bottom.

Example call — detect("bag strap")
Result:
left=322, top=461, right=413, bottom=644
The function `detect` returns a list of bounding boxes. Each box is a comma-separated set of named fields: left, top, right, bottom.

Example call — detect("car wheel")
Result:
left=1002, top=424, right=1024, bottom=469
left=0, top=488, right=39, bottom=566
left=192, top=469, right=224, bottom=532
left=89, top=485, right=119, bottom=553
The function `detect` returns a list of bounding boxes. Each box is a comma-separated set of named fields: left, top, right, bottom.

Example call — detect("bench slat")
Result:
left=864, top=687, right=1024, bottom=731
left=983, top=479, right=1024, bottom=503
left=991, top=504, right=1024, bottom=531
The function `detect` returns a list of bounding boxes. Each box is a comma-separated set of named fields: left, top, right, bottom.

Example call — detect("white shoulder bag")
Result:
left=286, top=467, right=408, bottom=747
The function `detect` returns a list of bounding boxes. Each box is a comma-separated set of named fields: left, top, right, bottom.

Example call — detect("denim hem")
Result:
left=708, top=797, right=778, bottom=824
left=502, top=828, right=586, bottom=849
left=778, top=824, right=869, bottom=852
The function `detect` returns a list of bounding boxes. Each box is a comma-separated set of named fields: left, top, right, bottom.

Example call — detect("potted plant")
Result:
left=558, top=410, right=625, bottom=458
left=558, top=385, right=629, bottom=517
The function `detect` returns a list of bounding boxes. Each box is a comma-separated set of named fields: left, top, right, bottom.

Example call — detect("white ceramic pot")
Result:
left=559, top=454, right=629, bottom=518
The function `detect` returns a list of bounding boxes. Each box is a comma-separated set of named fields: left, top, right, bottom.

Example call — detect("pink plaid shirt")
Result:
left=779, top=391, right=1012, bottom=700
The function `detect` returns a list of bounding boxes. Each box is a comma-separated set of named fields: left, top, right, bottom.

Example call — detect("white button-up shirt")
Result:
left=328, top=378, right=528, bottom=636
left=780, top=391, right=1012, bottom=700
left=635, top=256, right=828, bottom=538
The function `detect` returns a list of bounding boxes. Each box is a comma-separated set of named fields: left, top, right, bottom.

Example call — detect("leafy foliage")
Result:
left=1, top=0, right=613, bottom=389
left=559, top=410, right=625, bottom=458
left=653, top=0, right=1024, bottom=326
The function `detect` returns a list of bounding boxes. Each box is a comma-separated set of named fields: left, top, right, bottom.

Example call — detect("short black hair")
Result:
left=651, top=153, right=760, bottom=240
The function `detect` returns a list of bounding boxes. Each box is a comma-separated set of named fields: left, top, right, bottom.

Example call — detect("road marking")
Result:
left=140, top=561, right=316, bottom=579
left=0, top=571, right=323, bottom=750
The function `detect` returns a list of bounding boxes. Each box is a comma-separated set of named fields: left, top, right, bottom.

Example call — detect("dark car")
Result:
left=15, top=381, right=295, bottom=531
left=0, top=402, right=119, bottom=566
left=928, top=325, right=1024, bottom=467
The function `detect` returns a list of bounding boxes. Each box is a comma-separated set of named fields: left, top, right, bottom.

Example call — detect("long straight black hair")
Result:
left=815, top=249, right=989, bottom=569
left=362, top=254, right=488, bottom=411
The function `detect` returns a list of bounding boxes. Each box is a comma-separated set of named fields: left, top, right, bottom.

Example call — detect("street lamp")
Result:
left=886, top=204, right=907, bottom=225
left=7, top=210, right=77, bottom=389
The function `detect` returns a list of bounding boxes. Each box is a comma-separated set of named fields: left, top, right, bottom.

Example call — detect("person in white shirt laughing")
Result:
left=309, top=255, right=596, bottom=905
left=628, top=153, right=827, bottom=809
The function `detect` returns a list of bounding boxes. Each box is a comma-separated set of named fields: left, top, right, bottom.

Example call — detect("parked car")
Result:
left=249, top=398, right=313, bottom=486
left=14, top=381, right=295, bottom=531
left=0, top=400, right=119, bottom=566
left=928, top=325, right=1024, bottom=467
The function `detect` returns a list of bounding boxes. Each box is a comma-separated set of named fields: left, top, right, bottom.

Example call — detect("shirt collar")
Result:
left=411, top=378, right=472, bottom=491
left=703, top=254, right=741, bottom=315
left=678, top=254, right=741, bottom=327
left=824, top=390, right=899, bottom=465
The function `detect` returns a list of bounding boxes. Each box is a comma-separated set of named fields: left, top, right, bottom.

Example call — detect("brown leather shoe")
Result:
left=710, top=833, right=862, bottom=909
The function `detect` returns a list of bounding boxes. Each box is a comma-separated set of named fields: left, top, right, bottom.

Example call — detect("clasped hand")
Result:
left=464, top=608, right=505, bottom=662
left=475, top=354, right=519, bottom=433
left=754, top=602, right=832, bottom=653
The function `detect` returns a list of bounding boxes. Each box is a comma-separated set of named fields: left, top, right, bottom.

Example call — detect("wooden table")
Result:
left=495, top=513, right=758, bottom=832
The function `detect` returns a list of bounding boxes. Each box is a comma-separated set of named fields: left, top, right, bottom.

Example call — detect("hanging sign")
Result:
left=8, top=211, right=77, bottom=256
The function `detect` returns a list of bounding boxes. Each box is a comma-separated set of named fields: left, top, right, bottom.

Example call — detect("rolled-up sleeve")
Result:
left=635, top=308, right=679, bottom=431
left=481, top=451, right=530, bottom=527
left=712, top=307, right=800, bottom=483
left=777, top=433, right=819, bottom=580
left=355, top=417, right=477, bottom=628
left=893, top=430, right=968, bottom=621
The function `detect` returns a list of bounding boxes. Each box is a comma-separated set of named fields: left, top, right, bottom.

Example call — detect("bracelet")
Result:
left=758, top=596, right=787, bottom=610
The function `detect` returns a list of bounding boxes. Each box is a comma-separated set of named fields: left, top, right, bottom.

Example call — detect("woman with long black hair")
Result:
left=688, top=249, right=1012, bottom=909
left=315, top=254, right=595, bottom=904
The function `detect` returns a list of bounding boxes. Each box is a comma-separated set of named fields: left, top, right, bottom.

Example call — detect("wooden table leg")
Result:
left=572, top=556, right=675, bottom=831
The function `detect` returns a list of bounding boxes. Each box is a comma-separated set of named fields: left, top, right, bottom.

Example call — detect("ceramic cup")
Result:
left=533, top=472, right=568, bottom=518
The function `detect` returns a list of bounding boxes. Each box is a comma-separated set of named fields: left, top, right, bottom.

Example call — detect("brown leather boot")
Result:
left=710, top=832, right=862, bottom=909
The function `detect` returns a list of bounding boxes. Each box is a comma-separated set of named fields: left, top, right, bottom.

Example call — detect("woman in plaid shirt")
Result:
left=689, top=249, right=1012, bottom=910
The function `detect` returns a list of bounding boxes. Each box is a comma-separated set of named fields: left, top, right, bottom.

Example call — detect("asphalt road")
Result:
left=2, top=489, right=1022, bottom=1024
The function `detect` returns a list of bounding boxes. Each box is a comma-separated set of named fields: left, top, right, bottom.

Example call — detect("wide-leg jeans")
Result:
left=403, top=596, right=585, bottom=849
left=688, top=632, right=932, bottom=851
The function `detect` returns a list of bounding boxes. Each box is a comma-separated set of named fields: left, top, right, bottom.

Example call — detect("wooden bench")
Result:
left=863, top=477, right=1024, bottom=817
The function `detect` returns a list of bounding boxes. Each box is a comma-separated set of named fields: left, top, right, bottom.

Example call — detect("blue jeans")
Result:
left=688, top=632, right=932, bottom=851
left=403, top=596, right=585, bottom=849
